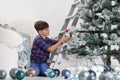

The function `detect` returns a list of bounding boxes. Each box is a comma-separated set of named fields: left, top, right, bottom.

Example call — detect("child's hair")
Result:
left=34, top=20, right=49, bottom=32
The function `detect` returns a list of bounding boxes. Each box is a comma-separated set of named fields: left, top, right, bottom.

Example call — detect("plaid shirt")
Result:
left=31, top=35, right=58, bottom=63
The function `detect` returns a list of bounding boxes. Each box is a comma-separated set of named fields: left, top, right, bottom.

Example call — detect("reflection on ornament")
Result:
left=0, top=70, right=7, bottom=79
left=61, top=69, right=70, bottom=79
left=45, top=69, right=56, bottom=78
left=78, top=70, right=90, bottom=80
left=53, top=69, right=60, bottom=77
left=16, top=70, right=25, bottom=80
left=9, top=68, right=19, bottom=79
left=26, top=68, right=36, bottom=77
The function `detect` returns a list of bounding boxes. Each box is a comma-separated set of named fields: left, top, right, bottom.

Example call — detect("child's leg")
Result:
left=40, top=63, right=49, bottom=76
left=31, top=62, right=40, bottom=76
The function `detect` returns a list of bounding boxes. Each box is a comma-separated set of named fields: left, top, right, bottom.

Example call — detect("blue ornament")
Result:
left=0, top=70, right=7, bottom=79
left=104, top=66, right=111, bottom=72
left=88, top=70, right=96, bottom=77
left=16, top=70, right=25, bottom=80
left=46, top=69, right=56, bottom=78
left=53, top=69, right=60, bottom=77
left=61, top=69, right=70, bottom=79
left=88, top=70, right=96, bottom=80
left=114, top=73, right=120, bottom=80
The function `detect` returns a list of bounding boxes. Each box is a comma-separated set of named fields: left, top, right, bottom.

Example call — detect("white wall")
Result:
left=0, top=0, right=74, bottom=40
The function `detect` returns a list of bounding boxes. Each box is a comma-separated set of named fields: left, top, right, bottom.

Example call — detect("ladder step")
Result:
left=72, top=0, right=80, bottom=6
left=66, top=15, right=75, bottom=20
left=47, top=60, right=55, bottom=63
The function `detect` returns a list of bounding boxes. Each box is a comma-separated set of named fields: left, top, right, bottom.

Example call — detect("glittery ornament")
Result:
left=26, top=68, right=36, bottom=77
left=0, top=70, right=7, bottom=79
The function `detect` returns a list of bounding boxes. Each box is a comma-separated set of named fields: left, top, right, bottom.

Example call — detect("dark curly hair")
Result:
left=34, top=20, right=49, bottom=32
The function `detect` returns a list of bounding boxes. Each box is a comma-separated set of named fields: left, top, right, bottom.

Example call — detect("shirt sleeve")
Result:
left=35, top=39, right=51, bottom=52
left=47, top=38, right=58, bottom=45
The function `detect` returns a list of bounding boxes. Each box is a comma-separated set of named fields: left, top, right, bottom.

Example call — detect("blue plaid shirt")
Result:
left=31, top=35, right=58, bottom=63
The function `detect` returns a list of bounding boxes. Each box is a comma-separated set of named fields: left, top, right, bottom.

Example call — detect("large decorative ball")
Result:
left=9, top=68, right=19, bottom=79
left=26, top=68, right=36, bottom=77
left=46, top=69, right=56, bottom=78
left=61, top=69, right=71, bottom=79
left=78, top=70, right=90, bottom=80
left=53, top=69, right=60, bottom=77
left=16, top=70, right=25, bottom=80
left=0, top=70, right=7, bottom=79
left=99, top=72, right=114, bottom=80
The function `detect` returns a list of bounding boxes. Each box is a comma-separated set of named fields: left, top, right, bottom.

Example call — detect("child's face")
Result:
left=39, top=28, right=50, bottom=37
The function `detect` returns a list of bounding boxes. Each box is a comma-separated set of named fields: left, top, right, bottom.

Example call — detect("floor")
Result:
left=5, top=77, right=65, bottom=80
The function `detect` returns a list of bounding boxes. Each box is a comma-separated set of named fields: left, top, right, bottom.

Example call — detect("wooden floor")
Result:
left=5, top=77, right=65, bottom=80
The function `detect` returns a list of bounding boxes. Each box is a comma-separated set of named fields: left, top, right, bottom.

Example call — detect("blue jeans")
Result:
left=31, top=62, right=49, bottom=76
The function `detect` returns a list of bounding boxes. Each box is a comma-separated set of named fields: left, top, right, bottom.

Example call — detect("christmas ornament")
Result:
left=26, top=68, right=36, bottom=77
left=78, top=70, right=90, bottom=80
left=9, top=68, right=19, bottom=79
left=45, top=69, right=56, bottom=78
left=87, top=70, right=96, bottom=80
left=16, top=70, right=25, bottom=80
left=104, top=66, right=112, bottom=72
left=0, top=70, right=7, bottom=79
left=61, top=69, right=71, bottom=79
left=53, top=69, right=60, bottom=77
left=88, top=70, right=96, bottom=77
left=99, top=72, right=114, bottom=80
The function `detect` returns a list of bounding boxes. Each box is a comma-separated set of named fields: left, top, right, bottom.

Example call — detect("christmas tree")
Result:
left=58, top=0, right=120, bottom=66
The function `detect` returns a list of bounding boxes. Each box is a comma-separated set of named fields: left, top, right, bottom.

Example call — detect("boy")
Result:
left=30, top=20, right=69, bottom=76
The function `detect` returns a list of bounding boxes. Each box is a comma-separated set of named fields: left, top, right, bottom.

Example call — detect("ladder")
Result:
left=48, top=0, right=84, bottom=69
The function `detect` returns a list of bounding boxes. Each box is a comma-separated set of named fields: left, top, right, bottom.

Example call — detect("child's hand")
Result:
left=60, top=36, right=70, bottom=44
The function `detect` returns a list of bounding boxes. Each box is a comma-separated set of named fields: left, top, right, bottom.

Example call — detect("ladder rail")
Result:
left=49, top=0, right=81, bottom=69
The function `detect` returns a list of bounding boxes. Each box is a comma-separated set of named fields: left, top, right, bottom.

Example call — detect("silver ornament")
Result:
left=99, top=72, right=114, bottom=80
left=78, top=70, right=90, bottom=80
left=87, top=75, right=96, bottom=80
left=9, top=68, right=19, bottom=79
left=0, top=70, right=7, bottom=79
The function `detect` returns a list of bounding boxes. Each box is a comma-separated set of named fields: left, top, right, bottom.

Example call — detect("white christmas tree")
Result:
left=58, top=0, right=120, bottom=66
